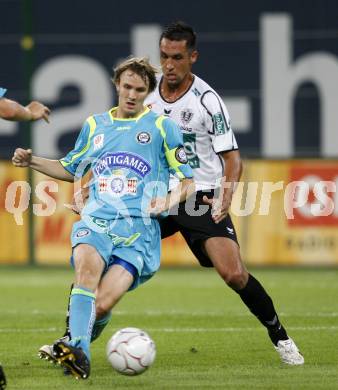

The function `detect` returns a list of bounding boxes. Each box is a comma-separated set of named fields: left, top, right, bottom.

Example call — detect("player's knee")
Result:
left=96, top=301, right=111, bottom=319
left=76, top=267, right=100, bottom=288
left=221, top=270, right=247, bottom=290
left=96, top=293, right=119, bottom=318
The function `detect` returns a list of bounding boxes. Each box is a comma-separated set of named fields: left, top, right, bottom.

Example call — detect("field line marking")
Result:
left=0, top=326, right=337, bottom=333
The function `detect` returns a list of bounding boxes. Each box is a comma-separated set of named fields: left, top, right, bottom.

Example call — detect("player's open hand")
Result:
left=202, top=194, right=231, bottom=224
left=64, top=186, right=90, bottom=215
left=12, top=148, right=32, bottom=167
left=148, top=197, right=168, bottom=216
left=26, top=101, right=51, bottom=123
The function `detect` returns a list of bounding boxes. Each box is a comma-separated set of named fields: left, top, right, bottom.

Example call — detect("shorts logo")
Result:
left=93, top=134, right=104, bottom=150
left=136, top=131, right=151, bottom=144
left=175, top=147, right=188, bottom=164
left=226, top=227, right=234, bottom=235
left=76, top=229, right=90, bottom=238
left=180, top=109, right=194, bottom=124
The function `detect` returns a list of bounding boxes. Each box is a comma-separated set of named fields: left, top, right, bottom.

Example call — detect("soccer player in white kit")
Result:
left=144, top=21, right=304, bottom=365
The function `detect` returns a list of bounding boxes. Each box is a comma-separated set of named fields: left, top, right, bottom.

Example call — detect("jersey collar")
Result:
left=108, top=106, right=150, bottom=123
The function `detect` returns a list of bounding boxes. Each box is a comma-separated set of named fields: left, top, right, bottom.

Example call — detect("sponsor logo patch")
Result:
left=175, top=147, right=188, bottom=164
left=183, top=133, right=200, bottom=168
left=213, top=112, right=226, bottom=135
left=136, top=131, right=151, bottom=144
left=93, top=134, right=104, bottom=150
left=94, top=152, right=151, bottom=178
left=98, top=175, right=138, bottom=196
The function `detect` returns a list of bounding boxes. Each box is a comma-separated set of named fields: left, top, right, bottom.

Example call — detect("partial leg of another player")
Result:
left=203, top=236, right=304, bottom=365
left=0, top=364, right=6, bottom=390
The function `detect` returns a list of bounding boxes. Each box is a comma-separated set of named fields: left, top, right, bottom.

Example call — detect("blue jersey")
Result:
left=0, top=88, right=7, bottom=98
left=60, top=107, right=193, bottom=219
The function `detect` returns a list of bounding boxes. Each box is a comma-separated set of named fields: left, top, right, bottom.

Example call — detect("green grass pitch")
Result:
left=0, top=266, right=337, bottom=389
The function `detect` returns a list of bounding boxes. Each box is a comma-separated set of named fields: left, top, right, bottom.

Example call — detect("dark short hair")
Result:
left=160, top=21, right=196, bottom=51
left=113, top=57, right=158, bottom=93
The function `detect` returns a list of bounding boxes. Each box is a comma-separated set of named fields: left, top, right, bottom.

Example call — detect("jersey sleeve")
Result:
left=200, top=90, right=238, bottom=153
left=160, top=117, right=193, bottom=180
left=59, top=116, right=96, bottom=177
left=0, top=88, right=7, bottom=98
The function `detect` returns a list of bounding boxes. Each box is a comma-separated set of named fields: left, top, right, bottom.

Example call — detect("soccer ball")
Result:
left=106, top=327, right=156, bottom=375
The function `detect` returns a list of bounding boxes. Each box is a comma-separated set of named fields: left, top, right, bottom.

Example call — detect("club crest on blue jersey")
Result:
left=94, top=152, right=151, bottom=178
left=136, top=131, right=151, bottom=144
left=111, top=177, right=124, bottom=194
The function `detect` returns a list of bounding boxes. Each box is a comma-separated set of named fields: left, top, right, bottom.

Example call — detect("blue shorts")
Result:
left=70, top=216, right=161, bottom=289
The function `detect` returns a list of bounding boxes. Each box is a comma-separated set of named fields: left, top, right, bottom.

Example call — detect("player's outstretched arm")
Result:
left=12, top=148, right=74, bottom=182
left=0, top=98, right=50, bottom=122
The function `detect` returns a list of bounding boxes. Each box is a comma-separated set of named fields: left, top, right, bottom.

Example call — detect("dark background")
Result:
left=1, top=0, right=337, bottom=158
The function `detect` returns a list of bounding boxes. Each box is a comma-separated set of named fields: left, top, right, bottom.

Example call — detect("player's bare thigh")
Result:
left=203, top=237, right=249, bottom=290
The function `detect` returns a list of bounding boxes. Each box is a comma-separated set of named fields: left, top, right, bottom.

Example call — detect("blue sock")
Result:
left=69, top=286, right=96, bottom=360
left=91, top=311, right=112, bottom=342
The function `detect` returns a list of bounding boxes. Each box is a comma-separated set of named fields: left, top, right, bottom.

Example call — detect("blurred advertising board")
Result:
left=1, top=160, right=337, bottom=266
left=33, top=172, right=79, bottom=265
left=241, top=160, right=338, bottom=265
left=0, top=162, right=29, bottom=264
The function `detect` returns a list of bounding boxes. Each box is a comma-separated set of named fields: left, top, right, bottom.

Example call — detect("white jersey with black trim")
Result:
left=145, top=74, right=238, bottom=191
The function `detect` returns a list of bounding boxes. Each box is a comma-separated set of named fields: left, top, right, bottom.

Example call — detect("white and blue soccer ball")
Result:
left=106, top=327, right=156, bottom=375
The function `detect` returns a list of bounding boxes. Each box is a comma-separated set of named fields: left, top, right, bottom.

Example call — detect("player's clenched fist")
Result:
left=12, top=148, right=32, bottom=167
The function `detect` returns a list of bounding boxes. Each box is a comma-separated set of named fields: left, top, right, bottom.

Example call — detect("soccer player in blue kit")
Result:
left=1, top=87, right=50, bottom=390
left=12, top=57, right=194, bottom=379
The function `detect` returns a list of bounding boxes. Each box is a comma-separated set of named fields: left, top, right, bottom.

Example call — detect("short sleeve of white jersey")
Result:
left=200, top=90, right=238, bottom=154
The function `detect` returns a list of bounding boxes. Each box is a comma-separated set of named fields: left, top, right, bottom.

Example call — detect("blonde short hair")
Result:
left=113, top=57, right=158, bottom=93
